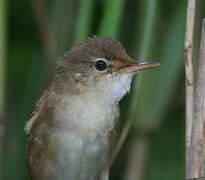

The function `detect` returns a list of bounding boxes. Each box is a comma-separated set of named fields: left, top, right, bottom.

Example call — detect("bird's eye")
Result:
left=95, top=60, right=107, bottom=71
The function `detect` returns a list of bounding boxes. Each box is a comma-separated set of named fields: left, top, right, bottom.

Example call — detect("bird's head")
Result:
left=54, top=36, right=159, bottom=102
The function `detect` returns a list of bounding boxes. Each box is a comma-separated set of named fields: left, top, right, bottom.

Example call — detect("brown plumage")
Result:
left=25, top=36, right=159, bottom=180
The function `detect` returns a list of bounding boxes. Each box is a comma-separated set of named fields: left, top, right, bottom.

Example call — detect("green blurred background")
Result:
left=1, top=0, right=205, bottom=179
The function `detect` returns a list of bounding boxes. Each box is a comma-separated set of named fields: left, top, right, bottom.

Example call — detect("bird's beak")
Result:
left=120, top=62, right=160, bottom=73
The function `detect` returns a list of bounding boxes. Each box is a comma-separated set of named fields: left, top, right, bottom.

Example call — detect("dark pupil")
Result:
left=95, top=60, right=107, bottom=71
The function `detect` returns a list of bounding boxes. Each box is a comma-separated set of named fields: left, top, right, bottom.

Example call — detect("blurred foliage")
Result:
left=0, top=0, right=6, bottom=112
left=2, top=0, right=205, bottom=180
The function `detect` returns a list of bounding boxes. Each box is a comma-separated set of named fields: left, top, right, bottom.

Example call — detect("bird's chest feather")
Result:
left=28, top=95, right=119, bottom=180
left=54, top=96, right=118, bottom=178
left=51, top=130, right=110, bottom=180
left=53, top=95, right=119, bottom=139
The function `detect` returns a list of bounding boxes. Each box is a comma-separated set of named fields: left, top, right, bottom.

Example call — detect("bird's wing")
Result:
left=25, top=89, right=48, bottom=135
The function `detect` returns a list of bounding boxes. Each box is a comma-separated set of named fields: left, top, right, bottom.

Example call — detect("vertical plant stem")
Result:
left=123, top=135, right=149, bottom=180
left=74, top=0, right=95, bottom=44
left=30, top=0, right=56, bottom=64
left=0, top=0, right=6, bottom=178
left=184, top=0, right=195, bottom=177
left=98, top=0, right=125, bottom=37
left=188, top=19, right=205, bottom=179
left=52, top=0, right=74, bottom=52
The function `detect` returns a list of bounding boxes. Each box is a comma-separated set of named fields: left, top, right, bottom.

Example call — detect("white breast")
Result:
left=53, top=93, right=119, bottom=139
left=45, top=94, right=118, bottom=180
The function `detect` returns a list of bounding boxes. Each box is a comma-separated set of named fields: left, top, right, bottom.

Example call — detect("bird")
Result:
left=25, top=36, right=159, bottom=180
